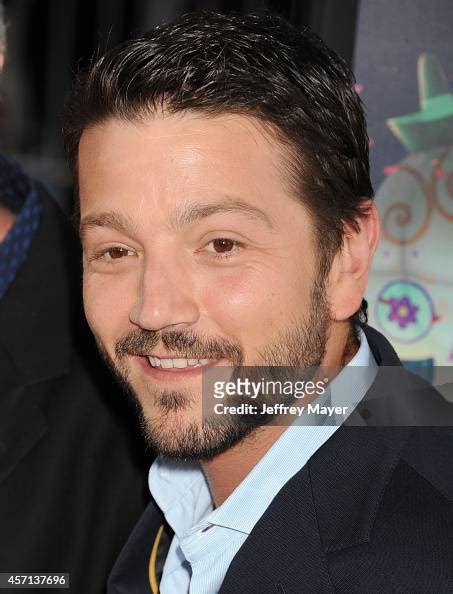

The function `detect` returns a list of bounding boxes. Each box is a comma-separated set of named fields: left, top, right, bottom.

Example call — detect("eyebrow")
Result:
left=171, top=198, right=274, bottom=229
left=79, top=198, right=274, bottom=238
left=79, top=211, right=138, bottom=240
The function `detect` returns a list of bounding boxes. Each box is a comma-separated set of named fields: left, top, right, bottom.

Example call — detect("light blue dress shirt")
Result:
left=149, top=328, right=377, bottom=594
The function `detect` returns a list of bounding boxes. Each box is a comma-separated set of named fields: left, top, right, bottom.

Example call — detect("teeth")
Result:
left=160, top=359, right=174, bottom=369
left=147, top=357, right=218, bottom=369
left=173, top=359, right=189, bottom=368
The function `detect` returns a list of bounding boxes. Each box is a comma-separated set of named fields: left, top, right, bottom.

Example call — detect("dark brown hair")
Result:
left=63, top=11, right=373, bottom=324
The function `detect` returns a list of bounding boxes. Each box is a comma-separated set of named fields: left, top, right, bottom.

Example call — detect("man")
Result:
left=63, top=11, right=453, bottom=594
left=0, top=4, right=149, bottom=592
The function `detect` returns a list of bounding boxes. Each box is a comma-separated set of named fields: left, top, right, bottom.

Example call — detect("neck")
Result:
left=201, top=425, right=287, bottom=507
left=201, top=320, right=358, bottom=507
left=0, top=206, right=16, bottom=242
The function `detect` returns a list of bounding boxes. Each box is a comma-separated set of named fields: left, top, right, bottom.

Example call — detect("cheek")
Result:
left=200, top=265, right=304, bottom=340
left=204, top=249, right=317, bottom=353
left=82, top=272, right=135, bottom=345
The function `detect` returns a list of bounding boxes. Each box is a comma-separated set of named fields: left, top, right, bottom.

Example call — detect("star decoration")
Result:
left=387, top=296, right=419, bottom=328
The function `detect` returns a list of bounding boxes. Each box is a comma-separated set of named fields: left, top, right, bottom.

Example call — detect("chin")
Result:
left=137, top=407, right=257, bottom=460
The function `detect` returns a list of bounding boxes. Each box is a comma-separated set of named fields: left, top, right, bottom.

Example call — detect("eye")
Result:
left=88, top=245, right=136, bottom=263
left=206, top=238, right=240, bottom=258
left=105, top=247, right=133, bottom=260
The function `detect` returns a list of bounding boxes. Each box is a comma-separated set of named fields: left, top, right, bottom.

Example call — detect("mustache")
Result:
left=115, top=328, right=244, bottom=364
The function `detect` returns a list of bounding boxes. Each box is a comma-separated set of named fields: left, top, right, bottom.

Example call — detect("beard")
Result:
left=96, top=273, right=331, bottom=460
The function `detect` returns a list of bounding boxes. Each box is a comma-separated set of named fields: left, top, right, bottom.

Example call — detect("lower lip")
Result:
left=134, top=356, right=230, bottom=382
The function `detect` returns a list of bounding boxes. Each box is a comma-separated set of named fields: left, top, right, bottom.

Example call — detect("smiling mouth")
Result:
left=147, top=356, right=220, bottom=370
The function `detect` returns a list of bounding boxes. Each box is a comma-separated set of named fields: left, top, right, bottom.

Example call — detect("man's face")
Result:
left=78, top=112, right=332, bottom=458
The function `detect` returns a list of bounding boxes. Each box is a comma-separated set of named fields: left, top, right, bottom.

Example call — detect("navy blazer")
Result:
left=108, top=325, right=453, bottom=593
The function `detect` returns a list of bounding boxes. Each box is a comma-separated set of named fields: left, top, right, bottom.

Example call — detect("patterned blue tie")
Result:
left=0, top=156, right=42, bottom=301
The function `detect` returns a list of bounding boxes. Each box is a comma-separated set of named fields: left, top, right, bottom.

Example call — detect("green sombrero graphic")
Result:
left=388, top=53, right=453, bottom=153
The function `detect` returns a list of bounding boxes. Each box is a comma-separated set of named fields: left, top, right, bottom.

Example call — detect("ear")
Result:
left=328, top=200, right=380, bottom=322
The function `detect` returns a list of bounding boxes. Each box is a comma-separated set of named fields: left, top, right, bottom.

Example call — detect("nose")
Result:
left=129, top=258, right=200, bottom=332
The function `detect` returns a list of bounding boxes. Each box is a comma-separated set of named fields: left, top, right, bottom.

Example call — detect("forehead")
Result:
left=77, top=112, right=301, bottom=228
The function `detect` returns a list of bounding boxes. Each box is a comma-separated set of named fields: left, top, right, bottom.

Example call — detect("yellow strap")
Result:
left=149, top=523, right=165, bottom=594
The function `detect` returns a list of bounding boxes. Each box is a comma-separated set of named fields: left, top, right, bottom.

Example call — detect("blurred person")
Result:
left=63, top=11, right=453, bottom=594
left=0, top=3, right=149, bottom=592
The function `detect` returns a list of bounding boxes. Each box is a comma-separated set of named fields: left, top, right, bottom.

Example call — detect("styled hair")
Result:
left=63, top=11, right=373, bottom=324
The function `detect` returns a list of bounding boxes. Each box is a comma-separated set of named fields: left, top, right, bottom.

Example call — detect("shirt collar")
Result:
left=149, top=458, right=210, bottom=540
left=330, top=326, right=378, bottom=413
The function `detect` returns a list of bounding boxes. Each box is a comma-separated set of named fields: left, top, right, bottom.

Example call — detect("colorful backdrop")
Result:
left=354, top=0, right=453, bottom=380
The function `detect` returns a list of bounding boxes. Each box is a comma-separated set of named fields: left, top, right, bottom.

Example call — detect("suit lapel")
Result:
left=108, top=501, right=166, bottom=594
left=307, top=426, right=411, bottom=553
left=220, top=462, right=335, bottom=594
left=0, top=384, right=48, bottom=485
left=218, top=426, right=410, bottom=593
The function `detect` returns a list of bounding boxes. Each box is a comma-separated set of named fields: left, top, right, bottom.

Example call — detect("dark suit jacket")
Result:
left=108, top=324, right=453, bottom=593
left=0, top=190, right=151, bottom=593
